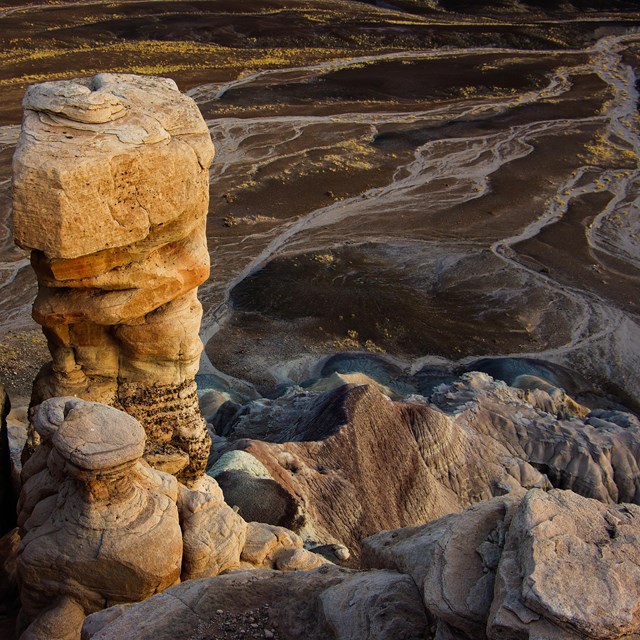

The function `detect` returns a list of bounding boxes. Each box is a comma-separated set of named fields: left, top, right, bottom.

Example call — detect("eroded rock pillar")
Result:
left=17, top=397, right=182, bottom=639
left=12, top=73, right=214, bottom=483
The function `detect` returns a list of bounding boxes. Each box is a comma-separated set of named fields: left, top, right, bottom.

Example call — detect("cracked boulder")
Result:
left=363, top=488, right=640, bottom=640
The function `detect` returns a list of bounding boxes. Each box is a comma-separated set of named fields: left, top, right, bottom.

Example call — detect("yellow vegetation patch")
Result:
left=0, top=39, right=357, bottom=87
left=579, top=133, right=636, bottom=167
left=333, top=329, right=361, bottom=351
left=313, top=253, right=336, bottom=265
left=223, top=214, right=276, bottom=227
left=333, top=329, right=386, bottom=353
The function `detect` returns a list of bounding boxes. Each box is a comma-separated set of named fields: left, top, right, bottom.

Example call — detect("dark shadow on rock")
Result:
left=215, top=470, right=303, bottom=531
left=0, top=387, right=14, bottom=536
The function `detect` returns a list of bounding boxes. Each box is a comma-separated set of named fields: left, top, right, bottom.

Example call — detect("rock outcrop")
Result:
left=177, top=464, right=326, bottom=582
left=362, top=494, right=521, bottom=640
left=12, top=73, right=215, bottom=483
left=240, top=521, right=328, bottom=572
left=14, top=396, right=327, bottom=639
left=363, top=488, right=640, bottom=640
left=178, top=474, right=247, bottom=581
left=211, top=383, right=487, bottom=557
left=82, top=565, right=430, bottom=640
left=209, top=372, right=640, bottom=557
left=433, top=372, right=640, bottom=504
left=82, top=488, right=640, bottom=640
left=16, top=397, right=183, bottom=640
left=488, top=490, right=640, bottom=639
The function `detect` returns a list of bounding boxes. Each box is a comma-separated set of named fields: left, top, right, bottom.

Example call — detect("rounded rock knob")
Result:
left=35, top=397, right=145, bottom=471
left=24, top=78, right=126, bottom=124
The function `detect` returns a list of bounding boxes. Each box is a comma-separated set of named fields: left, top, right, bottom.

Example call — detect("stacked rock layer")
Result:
left=17, top=397, right=183, bottom=638
left=12, top=73, right=214, bottom=483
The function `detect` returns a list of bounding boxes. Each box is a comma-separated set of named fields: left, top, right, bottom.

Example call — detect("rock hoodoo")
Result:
left=15, top=396, right=327, bottom=639
left=17, top=397, right=183, bottom=639
left=12, top=73, right=215, bottom=483
left=8, top=67, right=640, bottom=640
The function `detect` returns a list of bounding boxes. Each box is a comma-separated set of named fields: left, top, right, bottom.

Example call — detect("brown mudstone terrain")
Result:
left=1, top=2, right=640, bottom=640
left=208, top=372, right=640, bottom=560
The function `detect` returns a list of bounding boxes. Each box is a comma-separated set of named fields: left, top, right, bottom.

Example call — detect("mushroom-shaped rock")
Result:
left=35, top=397, right=146, bottom=471
left=17, top=398, right=182, bottom=640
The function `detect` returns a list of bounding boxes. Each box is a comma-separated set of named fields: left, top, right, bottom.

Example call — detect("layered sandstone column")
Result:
left=12, top=73, right=214, bottom=483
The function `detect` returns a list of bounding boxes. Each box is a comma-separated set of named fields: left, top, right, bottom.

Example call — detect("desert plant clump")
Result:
left=333, top=329, right=386, bottom=353
left=579, top=133, right=636, bottom=167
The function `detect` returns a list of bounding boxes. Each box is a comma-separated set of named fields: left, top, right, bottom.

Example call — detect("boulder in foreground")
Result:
left=84, top=488, right=640, bottom=640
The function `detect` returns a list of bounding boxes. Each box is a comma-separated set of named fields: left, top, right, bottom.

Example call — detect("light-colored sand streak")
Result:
left=189, top=44, right=579, bottom=104
left=201, top=83, right=599, bottom=335
left=492, top=37, right=639, bottom=310
left=199, top=34, right=640, bottom=400
left=587, top=36, right=640, bottom=267
left=488, top=35, right=640, bottom=394
left=0, top=26, right=637, bottom=396
left=200, top=51, right=582, bottom=307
